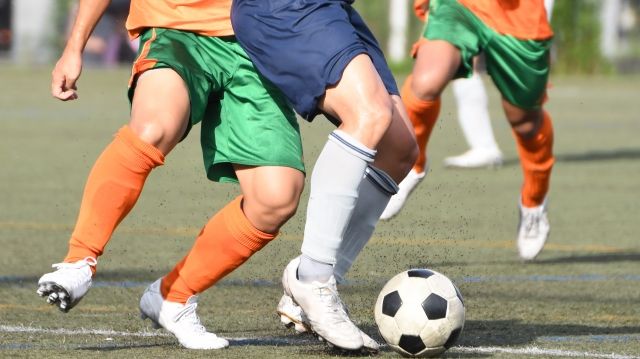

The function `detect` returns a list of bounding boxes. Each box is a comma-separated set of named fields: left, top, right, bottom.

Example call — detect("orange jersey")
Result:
left=414, top=0, right=553, bottom=40
left=457, top=0, right=553, bottom=40
left=126, top=0, right=233, bottom=38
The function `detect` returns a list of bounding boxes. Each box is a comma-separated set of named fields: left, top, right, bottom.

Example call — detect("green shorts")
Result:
left=423, top=0, right=552, bottom=109
left=128, top=28, right=305, bottom=183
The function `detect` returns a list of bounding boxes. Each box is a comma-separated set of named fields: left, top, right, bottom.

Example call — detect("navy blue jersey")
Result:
left=231, top=0, right=398, bottom=121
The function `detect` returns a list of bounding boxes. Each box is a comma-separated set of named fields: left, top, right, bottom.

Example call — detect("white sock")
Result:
left=299, top=130, right=375, bottom=281
left=544, top=0, right=554, bottom=20
left=334, top=166, right=398, bottom=283
left=298, top=254, right=334, bottom=283
left=452, top=74, right=501, bottom=153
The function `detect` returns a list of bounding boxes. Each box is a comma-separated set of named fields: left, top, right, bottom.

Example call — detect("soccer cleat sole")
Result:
left=277, top=310, right=309, bottom=334
left=278, top=310, right=370, bottom=353
left=37, top=282, right=74, bottom=313
left=140, top=312, right=162, bottom=329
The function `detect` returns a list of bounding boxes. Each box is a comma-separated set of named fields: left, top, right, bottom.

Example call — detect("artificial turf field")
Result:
left=0, top=66, right=639, bottom=358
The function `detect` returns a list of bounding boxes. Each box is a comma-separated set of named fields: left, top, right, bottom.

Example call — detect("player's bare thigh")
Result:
left=319, top=54, right=393, bottom=149
left=411, top=40, right=462, bottom=100
left=129, top=68, right=190, bottom=155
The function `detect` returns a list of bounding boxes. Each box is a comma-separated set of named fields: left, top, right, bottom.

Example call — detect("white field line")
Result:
left=1, top=324, right=639, bottom=358
left=0, top=324, right=170, bottom=338
left=454, top=345, right=640, bottom=359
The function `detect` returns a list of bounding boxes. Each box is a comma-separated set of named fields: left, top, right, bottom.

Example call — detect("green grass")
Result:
left=1, top=67, right=639, bottom=358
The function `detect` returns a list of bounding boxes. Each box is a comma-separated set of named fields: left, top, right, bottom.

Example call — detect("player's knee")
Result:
left=358, top=96, right=394, bottom=141
left=411, top=72, right=443, bottom=101
left=510, top=110, right=542, bottom=139
left=250, top=185, right=302, bottom=232
left=129, top=121, right=171, bottom=149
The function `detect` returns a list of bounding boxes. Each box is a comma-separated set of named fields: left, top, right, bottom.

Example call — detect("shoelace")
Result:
left=173, top=302, right=208, bottom=334
left=51, top=257, right=97, bottom=270
left=314, top=284, right=352, bottom=323
left=522, top=212, right=541, bottom=238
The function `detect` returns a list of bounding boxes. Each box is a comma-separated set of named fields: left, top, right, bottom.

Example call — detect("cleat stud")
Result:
left=294, top=323, right=307, bottom=333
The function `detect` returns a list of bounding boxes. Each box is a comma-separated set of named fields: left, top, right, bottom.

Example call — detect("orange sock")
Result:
left=401, top=75, right=441, bottom=173
left=64, top=126, right=164, bottom=266
left=514, top=111, right=555, bottom=207
left=161, top=196, right=276, bottom=304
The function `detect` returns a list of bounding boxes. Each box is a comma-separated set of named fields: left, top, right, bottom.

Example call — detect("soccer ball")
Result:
left=374, top=269, right=465, bottom=357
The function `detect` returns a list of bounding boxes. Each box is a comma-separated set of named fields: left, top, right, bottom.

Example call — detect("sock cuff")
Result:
left=116, top=126, right=165, bottom=169
left=328, top=130, right=376, bottom=162
left=225, top=196, right=277, bottom=251
left=401, top=77, right=441, bottom=112
left=365, top=166, right=399, bottom=195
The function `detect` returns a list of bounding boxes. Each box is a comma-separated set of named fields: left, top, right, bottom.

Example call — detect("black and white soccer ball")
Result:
left=374, top=269, right=465, bottom=357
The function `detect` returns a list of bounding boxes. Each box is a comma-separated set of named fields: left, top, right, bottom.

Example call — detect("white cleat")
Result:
left=380, top=169, right=426, bottom=220
left=281, top=257, right=364, bottom=351
left=517, top=198, right=550, bottom=261
left=139, top=279, right=229, bottom=350
left=277, top=293, right=380, bottom=353
left=36, top=257, right=96, bottom=312
left=443, top=148, right=503, bottom=169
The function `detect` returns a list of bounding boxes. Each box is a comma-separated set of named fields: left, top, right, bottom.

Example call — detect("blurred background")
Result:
left=1, top=0, right=639, bottom=74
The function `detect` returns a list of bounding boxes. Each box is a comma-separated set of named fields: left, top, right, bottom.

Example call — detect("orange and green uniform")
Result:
left=405, top=0, right=554, bottom=207
left=413, top=0, right=552, bottom=109
left=65, top=0, right=303, bottom=303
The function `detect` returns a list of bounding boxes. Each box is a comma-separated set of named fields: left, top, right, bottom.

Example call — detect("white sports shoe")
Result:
left=277, top=293, right=380, bottom=353
left=517, top=198, right=550, bottom=261
left=139, top=279, right=229, bottom=350
left=36, top=257, right=96, bottom=312
left=380, top=169, right=426, bottom=220
left=443, top=148, right=503, bottom=169
left=282, top=257, right=364, bottom=351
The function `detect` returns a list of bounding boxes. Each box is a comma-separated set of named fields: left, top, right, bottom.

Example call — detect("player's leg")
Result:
left=231, top=1, right=413, bottom=350
left=143, top=166, right=304, bottom=349
left=37, top=37, right=191, bottom=311
left=445, top=67, right=503, bottom=168
left=486, top=33, right=555, bottom=260
left=139, top=36, right=306, bottom=349
left=504, top=101, right=554, bottom=260
left=380, top=40, right=461, bottom=220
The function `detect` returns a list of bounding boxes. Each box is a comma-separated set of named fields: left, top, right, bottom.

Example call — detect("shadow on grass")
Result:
left=533, top=252, right=640, bottom=264
left=459, top=320, right=640, bottom=347
left=422, top=251, right=640, bottom=268
left=501, top=147, right=640, bottom=166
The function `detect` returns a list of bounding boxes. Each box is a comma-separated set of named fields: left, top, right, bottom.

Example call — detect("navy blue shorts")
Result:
left=231, top=0, right=399, bottom=122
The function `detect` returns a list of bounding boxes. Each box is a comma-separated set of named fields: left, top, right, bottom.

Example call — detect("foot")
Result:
left=139, top=279, right=229, bottom=350
left=36, top=257, right=96, bottom=312
left=380, top=169, right=426, bottom=220
left=277, top=293, right=380, bottom=353
left=517, top=198, right=550, bottom=261
left=281, top=257, right=364, bottom=351
left=443, top=148, right=503, bottom=169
